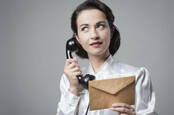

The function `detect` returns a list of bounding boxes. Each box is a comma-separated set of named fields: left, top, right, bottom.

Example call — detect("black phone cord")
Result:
left=85, top=104, right=89, bottom=115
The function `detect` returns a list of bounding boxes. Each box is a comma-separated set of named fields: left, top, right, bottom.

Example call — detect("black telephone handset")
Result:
left=66, top=37, right=95, bottom=89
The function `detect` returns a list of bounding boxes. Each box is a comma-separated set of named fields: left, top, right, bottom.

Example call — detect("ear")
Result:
left=74, top=33, right=80, bottom=42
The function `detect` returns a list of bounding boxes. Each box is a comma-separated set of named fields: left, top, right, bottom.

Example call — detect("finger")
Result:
left=130, top=108, right=135, bottom=112
left=71, top=67, right=81, bottom=73
left=117, top=107, right=135, bottom=114
left=70, top=65, right=81, bottom=72
left=117, top=112, right=128, bottom=115
left=131, top=111, right=136, bottom=115
left=72, top=71, right=82, bottom=79
left=112, top=103, right=132, bottom=109
left=69, top=59, right=79, bottom=67
left=75, top=71, right=82, bottom=76
left=66, top=58, right=78, bottom=65
left=73, top=57, right=77, bottom=62
left=110, top=107, right=130, bottom=113
left=120, top=113, right=128, bottom=115
left=65, top=59, right=73, bottom=66
left=71, top=57, right=78, bottom=64
left=68, top=62, right=76, bottom=69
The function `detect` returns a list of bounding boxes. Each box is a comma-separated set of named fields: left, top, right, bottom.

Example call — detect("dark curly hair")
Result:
left=71, top=0, right=120, bottom=59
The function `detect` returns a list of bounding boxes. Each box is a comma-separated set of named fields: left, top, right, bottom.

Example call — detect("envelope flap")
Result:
left=89, top=76, right=135, bottom=95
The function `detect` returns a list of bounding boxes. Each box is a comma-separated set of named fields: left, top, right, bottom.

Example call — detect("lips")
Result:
left=90, top=41, right=102, bottom=48
left=90, top=41, right=102, bottom=45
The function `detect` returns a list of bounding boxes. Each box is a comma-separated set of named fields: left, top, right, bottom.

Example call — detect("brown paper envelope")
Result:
left=89, top=76, right=135, bottom=110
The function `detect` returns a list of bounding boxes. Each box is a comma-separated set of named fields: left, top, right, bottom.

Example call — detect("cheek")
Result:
left=78, top=36, right=88, bottom=48
left=103, top=32, right=111, bottom=49
left=78, top=32, right=89, bottom=43
left=102, top=30, right=111, bottom=42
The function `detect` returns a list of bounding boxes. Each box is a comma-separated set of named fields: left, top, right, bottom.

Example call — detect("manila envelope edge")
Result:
left=89, top=77, right=135, bottom=111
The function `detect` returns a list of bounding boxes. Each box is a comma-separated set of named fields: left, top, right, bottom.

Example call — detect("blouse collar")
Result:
left=88, top=55, right=114, bottom=76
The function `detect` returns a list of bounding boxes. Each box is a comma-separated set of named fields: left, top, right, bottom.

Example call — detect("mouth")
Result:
left=90, top=41, right=102, bottom=48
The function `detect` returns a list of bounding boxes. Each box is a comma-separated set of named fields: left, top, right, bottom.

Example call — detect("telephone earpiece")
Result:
left=66, top=37, right=95, bottom=89
left=66, top=37, right=78, bottom=59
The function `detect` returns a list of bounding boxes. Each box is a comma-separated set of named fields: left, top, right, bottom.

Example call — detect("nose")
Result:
left=90, top=29, right=99, bottom=40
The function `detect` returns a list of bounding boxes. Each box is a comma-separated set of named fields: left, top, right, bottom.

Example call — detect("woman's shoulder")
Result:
left=117, top=62, right=139, bottom=71
left=112, top=60, right=149, bottom=75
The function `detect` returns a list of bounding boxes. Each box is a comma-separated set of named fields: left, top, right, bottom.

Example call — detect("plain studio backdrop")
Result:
left=0, top=0, right=174, bottom=115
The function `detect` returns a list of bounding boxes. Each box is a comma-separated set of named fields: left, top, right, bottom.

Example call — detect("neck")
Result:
left=88, top=53, right=110, bottom=74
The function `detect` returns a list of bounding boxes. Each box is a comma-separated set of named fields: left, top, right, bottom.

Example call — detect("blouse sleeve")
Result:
left=56, top=74, right=81, bottom=115
left=135, top=67, right=157, bottom=115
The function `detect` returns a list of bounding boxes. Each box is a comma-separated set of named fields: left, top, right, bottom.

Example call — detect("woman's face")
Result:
left=75, top=9, right=111, bottom=58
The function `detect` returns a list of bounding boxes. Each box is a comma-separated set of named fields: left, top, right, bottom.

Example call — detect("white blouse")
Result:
left=56, top=55, right=157, bottom=115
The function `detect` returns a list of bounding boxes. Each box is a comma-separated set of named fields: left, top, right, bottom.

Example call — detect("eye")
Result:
left=81, top=27, right=88, bottom=31
left=96, top=24, right=105, bottom=29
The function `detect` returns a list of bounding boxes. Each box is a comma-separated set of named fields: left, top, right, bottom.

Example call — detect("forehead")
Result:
left=76, top=9, right=107, bottom=26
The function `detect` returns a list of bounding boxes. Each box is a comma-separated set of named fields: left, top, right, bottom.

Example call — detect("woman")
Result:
left=56, top=0, right=156, bottom=115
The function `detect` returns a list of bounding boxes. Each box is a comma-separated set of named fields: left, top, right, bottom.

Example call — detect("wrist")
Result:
left=68, top=86, right=81, bottom=96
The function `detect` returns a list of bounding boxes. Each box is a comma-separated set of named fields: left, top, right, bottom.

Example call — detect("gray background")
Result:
left=0, top=0, right=173, bottom=115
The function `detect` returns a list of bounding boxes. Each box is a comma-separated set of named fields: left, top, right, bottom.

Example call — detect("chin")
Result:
left=89, top=50, right=109, bottom=57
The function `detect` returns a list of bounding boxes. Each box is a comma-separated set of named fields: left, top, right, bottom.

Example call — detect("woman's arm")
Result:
left=135, top=67, right=157, bottom=115
left=57, top=57, right=83, bottom=115
left=56, top=74, right=81, bottom=115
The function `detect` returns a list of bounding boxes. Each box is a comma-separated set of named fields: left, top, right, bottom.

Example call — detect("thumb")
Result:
left=73, top=57, right=77, bottom=61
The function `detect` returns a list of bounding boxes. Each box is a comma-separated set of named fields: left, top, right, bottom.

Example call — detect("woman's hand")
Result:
left=110, top=103, right=136, bottom=115
left=64, top=57, right=83, bottom=96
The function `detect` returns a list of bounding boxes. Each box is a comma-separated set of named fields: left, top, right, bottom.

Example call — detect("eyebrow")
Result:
left=96, top=21, right=106, bottom=24
left=79, top=21, right=106, bottom=27
left=80, top=24, right=88, bottom=27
